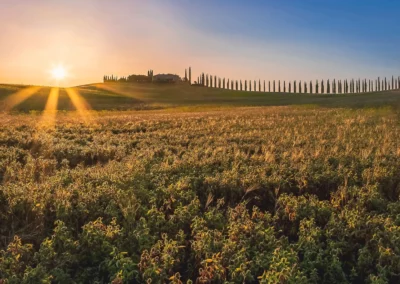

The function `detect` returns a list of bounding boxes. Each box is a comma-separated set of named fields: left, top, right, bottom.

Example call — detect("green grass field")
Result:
left=1, top=82, right=400, bottom=112
left=1, top=83, right=400, bottom=283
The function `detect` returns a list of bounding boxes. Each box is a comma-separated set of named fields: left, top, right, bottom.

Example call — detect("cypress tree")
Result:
left=289, top=82, right=292, bottom=93
left=378, top=77, right=381, bottom=91
left=269, top=81, right=271, bottom=92
left=223, top=78, right=226, bottom=89
left=185, top=69, right=187, bottom=81
left=249, top=81, right=252, bottom=92
left=392, top=76, right=394, bottom=90
left=273, top=80, right=276, bottom=92
left=322, top=80, right=325, bottom=94
left=278, top=80, right=281, bottom=93
left=385, top=77, right=387, bottom=91
left=299, top=81, right=302, bottom=93
left=202, top=73, right=205, bottom=86
left=333, top=79, right=336, bottom=94
left=245, top=80, right=247, bottom=91
left=284, top=81, right=286, bottom=93
left=327, top=79, right=330, bottom=94
left=294, top=80, right=297, bottom=93
left=316, top=80, right=319, bottom=94
left=189, top=67, right=192, bottom=85
left=304, top=81, right=307, bottom=93
left=254, top=80, right=256, bottom=92
left=240, top=80, right=243, bottom=91
left=310, top=80, right=313, bottom=94
left=264, top=80, right=266, bottom=92
left=259, top=80, right=261, bottom=92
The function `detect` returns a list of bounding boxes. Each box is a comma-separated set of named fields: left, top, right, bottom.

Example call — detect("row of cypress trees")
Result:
left=195, top=73, right=400, bottom=93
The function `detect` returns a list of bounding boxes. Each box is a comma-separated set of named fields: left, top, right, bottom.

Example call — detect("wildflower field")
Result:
left=1, top=85, right=400, bottom=283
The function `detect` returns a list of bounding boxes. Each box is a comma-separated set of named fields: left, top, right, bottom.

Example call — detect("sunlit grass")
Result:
left=65, top=87, right=94, bottom=123
left=1, top=86, right=42, bottom=111
left=37, top=87, right=59, bottom=129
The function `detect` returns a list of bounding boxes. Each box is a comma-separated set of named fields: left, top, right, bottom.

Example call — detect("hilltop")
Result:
left=0, top=82, right=400, bottom=112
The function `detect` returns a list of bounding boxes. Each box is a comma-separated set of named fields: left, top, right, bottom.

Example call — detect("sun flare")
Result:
left=51, top=66, right=67, bottom=80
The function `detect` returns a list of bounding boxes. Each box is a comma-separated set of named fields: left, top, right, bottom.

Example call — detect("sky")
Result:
left=0, top=0, right=399, bottom=87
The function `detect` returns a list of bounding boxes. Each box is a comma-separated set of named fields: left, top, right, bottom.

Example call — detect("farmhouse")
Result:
left=152, top=74, right=181, bottom=83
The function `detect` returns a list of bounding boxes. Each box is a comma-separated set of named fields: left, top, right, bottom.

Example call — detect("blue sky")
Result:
left=0, top=0, right=399, bottom=86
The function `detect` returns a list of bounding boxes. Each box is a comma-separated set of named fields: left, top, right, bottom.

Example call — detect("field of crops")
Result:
left=0, top=105, right=400, bottom=283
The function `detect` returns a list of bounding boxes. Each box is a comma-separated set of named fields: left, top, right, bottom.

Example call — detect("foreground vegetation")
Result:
left=0, top=105, right=399, bottom=283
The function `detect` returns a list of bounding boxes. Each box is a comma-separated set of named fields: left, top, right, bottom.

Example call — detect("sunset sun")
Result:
left=51, top=65, right=67, bottom=80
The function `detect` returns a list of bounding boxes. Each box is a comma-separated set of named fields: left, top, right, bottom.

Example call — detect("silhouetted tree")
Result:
left=289, top=82, right=292, bottom=93
left=299, top=81, right=302, bottom=93
left=304, top=81, right=307, bottom=93
left=259, top=80, right=261, bottom=92
left=327, top=79, right=330, bottom=94
left=264, top=80, right=266, bottom=92
left=245, top=80, right=247, bottom=91
left=278, top=80, right=281, bottom=93
left=284, top=81, right=286, bottom=93
left=269, top=81, right=271, bottom=92
left=189, top=67, right=192, bottom=85
left=249, top=80, right=251, bottom=92
left=273, top=80, right=276, bottom=92
left=185, top=69, right=187, bottom=81
left=310, top=81, right=313, bottom=94
left=316, top=80, right=319, bottom=94
left=294, top=80, right=297, bottom=93
left=240, top=80, right=243, bottom=91
left=223, top=78, right=226, bottom=89
left=254, top=80, right=256, bottom=92
left=385, top=77, right=387, bottom=91
left=321, top=80, right=325, bottom=94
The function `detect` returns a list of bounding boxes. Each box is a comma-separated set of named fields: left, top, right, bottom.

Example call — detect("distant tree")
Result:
left=304, top=81, right=307, bottom=93
left=189, top=67, right=192, bottom=85
left=316, top=80, right=319, bottom=94
left=245, top=80, right=247, bottom=91
left=332, top=79, right=336, bottom=94
left=254, top=80, right=256, bottom=92
left=310, top=80, right=313, bottom=94
left=327, top=79, right=330, bottom=94
left=185, top=69, right=187, bottom=81
left=294, top=80, right=297, bottom=93
left=321, top=80, right=325, bottom=94
left=299, top=81, right=302, bottom=93
left=377, top=77, right=381, bottom=91
left=278, top=80, right=281, bottom=93
left=250, top=80, right=252, bottom=92
left=284, top=81, right=286, bottom=93
left=273, top=80, right=276, bottom=92
left=264, top=80, right=266, bottom=92
left=240, top=80, right=243, bottom=91
left=385, top=77, right=387, bottom=91
left=269, top=81, right=271, bottom=92
left=289, top=82, right=292, bottom=93
left=259, top=80, right=261, bottom=92
left=223, top=78, right=226, bottom=89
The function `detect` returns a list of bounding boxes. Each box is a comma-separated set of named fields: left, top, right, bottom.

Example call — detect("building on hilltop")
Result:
left=152, top=74, right=181, bottom=83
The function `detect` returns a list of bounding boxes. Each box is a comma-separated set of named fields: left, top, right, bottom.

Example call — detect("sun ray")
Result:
left=38, top=87, right=59, bottom=129
left=65, top=87, right=94, bottom=123
left=1, top=86, right=42, bottom=111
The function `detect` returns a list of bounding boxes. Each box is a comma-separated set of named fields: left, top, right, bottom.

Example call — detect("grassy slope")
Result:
left=0, top=82, right=399, bottom=111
